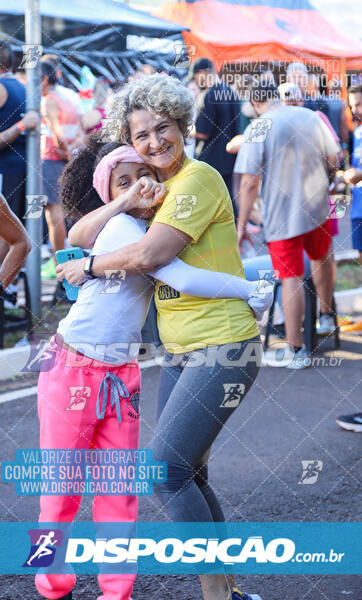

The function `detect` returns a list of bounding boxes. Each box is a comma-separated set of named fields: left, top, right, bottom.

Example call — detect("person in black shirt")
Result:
left=193, top=58, right=240, bottom=210
left=0, top=41, right=38, bottom=301
left=0, top=41, right=39, bottom=222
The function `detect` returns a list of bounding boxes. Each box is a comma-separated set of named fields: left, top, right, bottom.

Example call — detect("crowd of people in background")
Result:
left=0, top=38, right=361, bottom=418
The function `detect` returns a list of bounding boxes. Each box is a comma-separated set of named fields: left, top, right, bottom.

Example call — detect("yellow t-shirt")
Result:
left=152, top=157, right=259, bottom=353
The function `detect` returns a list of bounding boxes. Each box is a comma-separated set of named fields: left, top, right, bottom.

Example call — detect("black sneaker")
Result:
left=336, top=413, right=362, bottom=432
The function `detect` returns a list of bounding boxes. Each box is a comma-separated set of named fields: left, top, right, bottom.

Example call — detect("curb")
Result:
left=0, top=345, right=160, bottom=382
left=0, top=345, right=30, bottom=381
left=335, top=287, right=362, bottom=314
left=334, top=249, right=359, bottom=264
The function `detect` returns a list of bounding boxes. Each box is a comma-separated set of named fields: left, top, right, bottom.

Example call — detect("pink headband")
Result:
left=93, top=145, right=145, bottom=204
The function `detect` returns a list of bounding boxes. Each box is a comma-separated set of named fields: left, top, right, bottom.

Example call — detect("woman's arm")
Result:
left=56, top=217, right=273, bottom=319
left=0, top=195, right=32, bottom=289
left=56, top=211, right=273, bottom=318
left=151, top=258, right=274, bottom=320
left=61, top=162, right=222, bottom=280
left=57, top=221, right=191, bottom=284
left=88, top=213, right=256, bottom=301
left=151, top=257, right=255, bottom=299
left=43, top=96, right=69, bottom=159
left=68, top=177, right=166, bottom=248
left=0, top=110, right=39, bottom=150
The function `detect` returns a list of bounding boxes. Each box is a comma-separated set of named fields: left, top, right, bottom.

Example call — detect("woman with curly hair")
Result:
left=57, top=74, right=269, bottom=600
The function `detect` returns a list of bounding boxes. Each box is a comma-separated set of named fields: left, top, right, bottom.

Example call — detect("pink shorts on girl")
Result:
left=35, top=335, right=141, bottom=600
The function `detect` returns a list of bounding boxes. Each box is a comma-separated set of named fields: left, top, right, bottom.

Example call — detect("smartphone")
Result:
left=55, top=247, right=84, bottom=302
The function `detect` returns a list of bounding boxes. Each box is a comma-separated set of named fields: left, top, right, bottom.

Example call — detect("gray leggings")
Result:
left=153, top=336, right=262, bottom=522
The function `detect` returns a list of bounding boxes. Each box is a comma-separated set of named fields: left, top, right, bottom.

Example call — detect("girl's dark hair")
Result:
left=60, top=133, right=122, bottom=220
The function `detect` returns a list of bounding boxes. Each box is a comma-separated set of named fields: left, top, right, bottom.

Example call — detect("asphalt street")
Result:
left=0, top=333, right=361, bottom=599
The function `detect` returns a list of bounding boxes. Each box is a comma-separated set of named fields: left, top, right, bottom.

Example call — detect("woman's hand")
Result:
left=56, top=257, right=87, bottom=286
left=343, top=168, right=362, bottom=186
left=21, top=110, right=40, bottom=131
left=247, top=280, right=275, bottom=321
left=226, top=134, right=244, bottom=154
left=237, top=223, right=254, bottom=251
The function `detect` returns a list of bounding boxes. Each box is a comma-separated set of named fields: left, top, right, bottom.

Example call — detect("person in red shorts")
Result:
left=235, top=79, right=340, bottom=368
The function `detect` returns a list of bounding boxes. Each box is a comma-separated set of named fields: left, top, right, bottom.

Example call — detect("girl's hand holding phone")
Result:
left=56, top=257, right=87, bottom=286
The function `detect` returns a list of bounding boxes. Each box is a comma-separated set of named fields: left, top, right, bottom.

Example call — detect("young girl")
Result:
left=37, top=142, right=272, bottom=600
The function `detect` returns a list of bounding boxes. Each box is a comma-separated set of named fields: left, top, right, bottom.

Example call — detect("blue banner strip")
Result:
left=0, top=522, right=360, bottom=575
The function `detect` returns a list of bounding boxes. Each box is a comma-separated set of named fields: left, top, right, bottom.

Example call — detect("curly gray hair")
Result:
left=103, top=74, right=195, bottom=145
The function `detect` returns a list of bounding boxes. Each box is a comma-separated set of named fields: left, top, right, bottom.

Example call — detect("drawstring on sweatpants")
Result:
left=96, top=372, right=130, bottom=426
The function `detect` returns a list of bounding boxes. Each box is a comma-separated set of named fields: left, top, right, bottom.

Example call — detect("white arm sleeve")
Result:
left=150, top=259, right=274, bottom=321
left=149, top=257, right=255, bottom=300
left=93, top=215, right=254, bottom=299
left=92, top=214, right=273, bottom=318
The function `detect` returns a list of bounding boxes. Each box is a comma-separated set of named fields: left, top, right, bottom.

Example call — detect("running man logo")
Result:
left=221, top=383, right=245, bottom=408
left=172, top=195, right=197, bottom=220
left=23, top=529, right=62, bottom=568
left=245, top=118, right=272, bottom=143
left=254, top=269, right=278, bottom=295
left=101, top=270, right=126, bottom=294
left=173, top=43, right=196, bottom=69
left=257, top=269, right=280, bottom=284
left=66, top=386, right=91, bottom=411
left=20, top=44, right=43, bottom=69
left=298, top=460, right=323, bottom=485
left=25, top=195, right=47, bottom=219
left=102, top=118, right=119, bottom=142
left=158, top=285, right=180, bottom=300
left=21, top=336, right=56, bottom=373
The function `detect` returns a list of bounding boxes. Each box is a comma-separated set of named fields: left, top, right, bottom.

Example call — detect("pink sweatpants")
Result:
left=35, top=336, right=141, bottom=600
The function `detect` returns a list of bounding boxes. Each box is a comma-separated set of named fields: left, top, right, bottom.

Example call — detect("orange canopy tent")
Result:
left=153, top=0, right=362, bottom=78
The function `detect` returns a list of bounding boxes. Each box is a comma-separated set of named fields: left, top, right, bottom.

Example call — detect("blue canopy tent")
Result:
left=0, top=0, right=188, bottom=83
left=0, top=0, right=185, bottom=37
